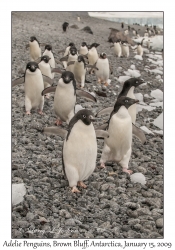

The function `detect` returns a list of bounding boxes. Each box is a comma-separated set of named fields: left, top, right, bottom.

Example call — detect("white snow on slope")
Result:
left=130, top=173, right=146, bottom=185
left=150, top=89, right=163, bottom=101
left=12, top=183, right=26, bottom=206
left=140, top=126, right=154, bottom=135
left=153, top=112, right=163, bottom=130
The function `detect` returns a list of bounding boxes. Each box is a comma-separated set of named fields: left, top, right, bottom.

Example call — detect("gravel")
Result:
left=12, top=11, right=163, bottom=239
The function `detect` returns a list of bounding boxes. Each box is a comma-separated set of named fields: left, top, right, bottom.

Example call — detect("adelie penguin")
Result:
left=98, top=97, right=140, bottom=173
left=79, top=42, right=89, bottom=56
left=41, top=71, right=97, bottom=125
left=12, top=61, right=53, bottom=115
left=43, top=44, right=55, bottom=78
left=96, top=78, right=146, bottom=144
left=58, top=43, right=75, bottom=69
left=65, top=47, right=78, bottom=73
left=136, top=38, right=145, bottom=56
left=43, top=109, right=109, bottom=193
left=110, top=39, right=122, bottom=58
left=94, top=52, right=112, bottom=86
left=62, top=22, right=69, bottom=32
left=26, top=36, right=41, bottom=61
left=121, top=41, right=130, bottom=58
left=87, top=43, right=100, bottom=72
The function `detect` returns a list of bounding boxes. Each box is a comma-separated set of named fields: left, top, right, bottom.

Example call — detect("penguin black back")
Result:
left=45, top=44, right=52, bottom=51
left=118, top=78, right=144, bottom=98
left=62, top=22, right=69, bottom=32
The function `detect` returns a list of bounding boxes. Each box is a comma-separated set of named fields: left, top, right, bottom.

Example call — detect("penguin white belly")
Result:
left=122, top=46, right=129, bottom=57
left=66, top=54, right=78, bottom=73
left=63, top=46, right=70, bottom=68
left=63, top=121, right=97, bottom=187
left=74, top=62, right=86, bottom=86
left=95, top=59, right=109, bottom=82
left=127, top=87, right=136, bottom=124
left=88, top=48, right=98, bottom=65
left=29, top=41, right=41, bottom=61
left=114, top=43, right=122, bottom=57
left=79, top=46, right=88, bottom=55
left=137, top=46, right=143, bottom=56
left=43, top=50, right=55, bottom=78
left=24, top=69, right=44, bottom=109
left=102, top=108, right=132, bottom=163
left=54, top=79, right=76, bottom=122
left=38, top=61, right=52, bottom=88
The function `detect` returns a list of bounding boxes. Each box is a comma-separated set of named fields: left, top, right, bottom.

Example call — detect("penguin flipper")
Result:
left=42, top=86, right=57, bottom=96
left=35, top=57, right=41, bottom=63
left=12, top=76, right=25, bottom=87
left=42, top=75, right=54, bottom=85
left=96, top=107, right=113, bottom=117
left=76, top=89, right=97, bottom=102
left=95, top=130, right=109, bottom=139
left=67, top=61, right=75, bottom=66
left=44, top=127, right=67, bottom=139
left=51, top=68, right=63, bottom=74
left=132, top=124, right=147, bottom=144
left=60, top=55, right=68, bottom=62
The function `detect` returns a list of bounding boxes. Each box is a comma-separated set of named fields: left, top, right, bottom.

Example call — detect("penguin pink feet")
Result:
left=55, top=119, right=62, bottom=126
left=78, top=181, right=87, bottom=189
left=38, top=110, right=44, bottom=115
left=26, top=111, right=31, bottom=115
left=122, top=168, right=133, bottom=175
left=71, top=186, right=80, bottom=193
left=99, top=162, right=106, bottom=168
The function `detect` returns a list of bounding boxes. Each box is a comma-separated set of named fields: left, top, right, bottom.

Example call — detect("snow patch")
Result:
left=130, top=173, right=146, bottom=185
left=153, top=113, right=163, bottom=130
left=12, top=183, right=26, bottom=206
left=134, top=93, right=143, bottom=102
left=150, top=89, right=163, bottom=101
left=140, top=126, right=154, bottom=135
left=149, top=102, right=163, bottom=108
left=124, top=69, right=141, bottom=78
left=75, top=104, right=84, bottom=113
left=134, top=55, right=143, bottom=60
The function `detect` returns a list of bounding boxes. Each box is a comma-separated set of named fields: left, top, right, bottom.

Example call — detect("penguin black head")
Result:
left=99, top=52, right=107, bottom=59
left=61, top=71, right=74, bottom=84
left=62, top=22, right=69, bottom=32
left=26, top=61, right=39, bottom=72
left=118, top=78, right=145, bottom=98
left=81, top=42, right=87, bottom=47
left=70, top=46, right=77, bottom=56
left=45, top=44, right=52, bottom=51
left=78, top=55, right=85, bottom=63
left=116, top=39, right=121, bottom=43
left=30, top=36, right=37, bottom=42
left=69, top=42, right=75, bottom=47
left=114, top=96, right=139, bottom=111
left=71, top=109, right=95, bottom=127
left=90, top=43, right=100, bottom=49
left=41, top=55, right=51, bottom=63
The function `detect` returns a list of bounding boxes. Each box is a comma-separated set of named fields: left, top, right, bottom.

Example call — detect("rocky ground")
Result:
left=12, top=12, right=163, bottom=239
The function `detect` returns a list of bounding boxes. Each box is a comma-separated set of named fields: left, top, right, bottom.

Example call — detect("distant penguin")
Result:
left=136, top=38, right=145, bottom=56
left=61, top=42, right=75, bottom=69
left=41, top=71, right=96, bottom=125
left=38, top=55, right=52, bottom=90
left=147, top=39, right=151, bottom=49
left=128, top=25, right=131, bottom=31
left=87, top=43, right=100, bottom=66
left=12, top=62, right=49, bottom=115
left=62, top=22, right=69, bottom=32
left=77, top=16, right=81, bottom=21
left=99, top=96, right=139, bottom=173
left=118, top=78, right=145, bottom=124
left=79, top=42, right=89, bottom=55
left=121, top=41, right=129, bottom=58
left=95, top=52, right=111, bottom=86
left=132, top=29, right=136, bottom=36
left=43, top=44, right=55, bottom=78
left=72, top=55, right=86, bottom=88
left=66, top=46, right=78, bottom=73
left=121, top=22, right=124, bottom=29
left=27, top=36, right=41, bottom=61
left=43, top=110, right=109, bottom=193
left=111, top=39, right=122, bottom=57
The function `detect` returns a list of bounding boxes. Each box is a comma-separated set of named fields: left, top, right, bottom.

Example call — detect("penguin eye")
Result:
left=28, top=66, right=30, bottom=68
left=83, top=115, right=86, bottom=118
left=125, top=100, right=129, bottom=103
left=136, top=81, right=138, bottom=83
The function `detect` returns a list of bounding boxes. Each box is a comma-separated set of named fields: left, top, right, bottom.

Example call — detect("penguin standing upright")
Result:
left=121, top=22, right=124, bottom=29
left=26, top=36, right=41, bottom=61
left=62, top=22, right=69, bottom=32
left=44, top=110, right=109, bottom=193
left=95, top=52, right=111, bottom=86
left=110, top=39, right=122, bottom=57
left=72, top=55, right=87, bottom=88
left=121, top=41, right=130, bottom=58
left=136, top=38, right=145, bottom=56
left=12, top=62, right=53, bottom=115
left=65, top=47, right=78, bottom=73
left=77, top=16, right=81, bottom=22
left=79, top=42, right=89, bottom=56
left=59, top=42, right=75, bottom=69
left=99, top=96, right=139, bottom=173
left=42, top=71, right=96, bottom=125
left=87, top=43, right=100, bottom=66
left=43, top=44, right=55, bottom=78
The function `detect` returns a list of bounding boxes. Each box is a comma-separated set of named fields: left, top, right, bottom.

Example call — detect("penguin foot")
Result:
left=71, top=186, right=80, bottom=193
left=55, top=119, right=62, bottom=126
left=122, top=168, right=133, bottom=175
left=104, top=82, right=109, bottom=86
left=98, top=79, right=101, bottom=84
left=38, top=110, right=44, bottom=115
left=44, top=94, right=50, bottom=99
left=77, top=181, right=87, bottom=189
left=99, top=162, right=106, bottom=168
left=26, top=111, right=31, bottom=115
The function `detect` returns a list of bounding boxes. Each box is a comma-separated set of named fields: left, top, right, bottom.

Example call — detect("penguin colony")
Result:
left=12, top=19, right=161, bottom=194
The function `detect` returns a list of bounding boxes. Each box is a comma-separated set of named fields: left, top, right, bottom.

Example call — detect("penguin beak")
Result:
left=89, top=115, right=95, bottom=121
left=134, top=99, right=139, bottom=104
